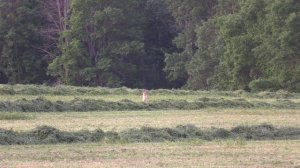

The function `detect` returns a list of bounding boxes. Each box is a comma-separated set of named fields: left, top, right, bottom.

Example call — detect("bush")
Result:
left=249, top=79, right=282, bottom=92
left=290, top=83, right=300, bottom=93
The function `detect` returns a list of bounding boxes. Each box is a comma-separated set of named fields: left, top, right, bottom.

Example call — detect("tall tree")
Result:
left=186, top=19, right=224, bottom=89
left=39, top=0, right=71, bottom=59
left=48, top=0, right=145, bottom=87
left=185, top=0, right=300, bottom=91
left=48, top=0, right=177, bottom=89
left=138, top=0, right=177, bottom=88
left=164, top=0, right=217, bottom=86
left=253, top=0, right=300, bottom=90
left=0, top=0, right=48, bottom=83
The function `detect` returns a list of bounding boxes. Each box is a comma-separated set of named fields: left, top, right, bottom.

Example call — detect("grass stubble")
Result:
left=0, top=109, right=299, bottom=132
left=0, top=140, right=299, bottom=168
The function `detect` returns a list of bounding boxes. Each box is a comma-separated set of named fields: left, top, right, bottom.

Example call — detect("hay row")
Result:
left=0, top=97, right=299, bottom=112
left=1, top=84, right=299, bottom=98
left=1, top=124, right=300, bottom=145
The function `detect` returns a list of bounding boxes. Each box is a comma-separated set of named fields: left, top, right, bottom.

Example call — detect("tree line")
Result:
left=0, top=0, right=299, bottom=91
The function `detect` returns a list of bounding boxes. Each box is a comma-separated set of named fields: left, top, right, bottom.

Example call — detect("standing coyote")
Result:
left=142, top=90, right=149, bottom=103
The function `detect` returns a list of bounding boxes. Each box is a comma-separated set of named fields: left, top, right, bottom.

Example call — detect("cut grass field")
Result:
left=0, top=112, right=34, bottom=120
left=0, top=109, right=299, bottom=132
left=0, top=84, right=299, bottom=167
left=1, top=140, right=299, bottom=168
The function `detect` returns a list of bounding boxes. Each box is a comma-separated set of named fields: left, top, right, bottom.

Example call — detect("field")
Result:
left=0, top=84, right=300, bottom=167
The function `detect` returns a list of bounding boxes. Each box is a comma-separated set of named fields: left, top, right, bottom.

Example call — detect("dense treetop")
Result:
left=0, top=0, right=299, bottom=92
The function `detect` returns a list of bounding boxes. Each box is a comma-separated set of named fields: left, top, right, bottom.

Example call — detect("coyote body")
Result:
left=142, top=90, right=149, bottom=102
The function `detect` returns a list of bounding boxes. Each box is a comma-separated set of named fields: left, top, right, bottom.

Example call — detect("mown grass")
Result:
left=1, top=94, right=299, bottom=104
left=0, top=112, right=33, bottom=120
left=0, top=94, right=216, bottom=102
left=1, top=84, right=299, bottom=98
left=1, top=124, right=299, bottom=145
left=0, top=140, right=299, bottom=168
left=0, top=109, right=299, bottom=132
left=0, top=97, right=299, bottom=112
left=0, top=84, right=299, bottom=112
left=0, top=84, right=299, bottom=167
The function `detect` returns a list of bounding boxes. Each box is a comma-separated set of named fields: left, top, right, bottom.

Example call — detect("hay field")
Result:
left=0, top=109, right=299, bottom=132
left=1, top=140, right=299, bottom=168
left=0, top=85, right=299, bottom=167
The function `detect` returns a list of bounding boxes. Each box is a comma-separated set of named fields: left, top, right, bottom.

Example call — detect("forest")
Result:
left=0, top=0, right=299, bottom=92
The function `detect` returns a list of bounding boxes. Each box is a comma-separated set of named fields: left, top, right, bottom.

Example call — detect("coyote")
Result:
left=142, top=90, right=149, bottom=103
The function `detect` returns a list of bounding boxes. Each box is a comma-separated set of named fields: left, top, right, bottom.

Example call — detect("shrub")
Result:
left=293, top=83, right=300, bottom=93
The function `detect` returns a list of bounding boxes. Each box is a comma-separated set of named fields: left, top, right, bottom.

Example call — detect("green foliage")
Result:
left=0, top=0, right=299, bottom=91
left=49, top=0, right=176, bottom=89
left=172, top=0, right=300, bottom=92
left=139, top=0, right=178, bottom=88
left=186, top=19, right=223, bottom=89
left=0, top=0, right=48, bottom=84
left=164, top=0, right=217, bottom=84
left=49, top=0, right=141, bottom=86
left=249, top=79, right=282, bottom=92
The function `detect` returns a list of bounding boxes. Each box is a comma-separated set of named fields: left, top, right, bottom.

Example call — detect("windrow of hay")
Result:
left=0, top=97, right=299, bottom=112
left=0, top=84, right=300, bottom=99
left=0, top=84, right=139, bottom=96
left=0, top=124, right=300, bottom=145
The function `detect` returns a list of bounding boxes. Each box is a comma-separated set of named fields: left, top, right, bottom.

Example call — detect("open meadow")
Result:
left=0, top=84, right=300, bottom=167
